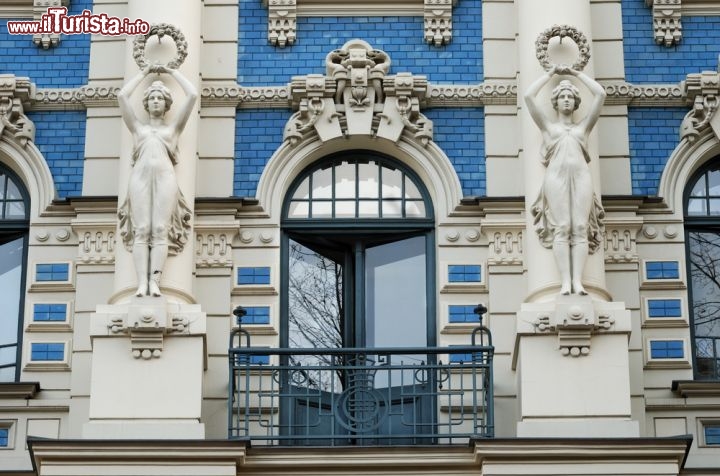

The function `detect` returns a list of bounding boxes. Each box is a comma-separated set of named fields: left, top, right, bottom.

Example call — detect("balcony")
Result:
left=228, top=315, right=494, bottom=445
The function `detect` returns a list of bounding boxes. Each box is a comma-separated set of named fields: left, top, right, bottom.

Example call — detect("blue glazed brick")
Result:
left=424, top=108, right=485, bottom=197
left=647, top=299, right=682, bottom=318
left=33, top=303, right=68, bottom=321
left=622, top=0, right=720, bottom=83
left=628, top=107, right=686, bottom=195
left=448, top=305, right=477, bottom=323
left=27, top=111, right=86, bottom=198
left=645, top=261, right=680, bottom=279
left=30, top=342, right=65, bottom=361
left=234, top=109, right=288, bottom=197
left=0, top=0, right=91, bottom=87
left=649, top=340, right=684, bottom=359
left=238, top=0, right=482, bottom=85
left=237, top=267, right=271, bottom=285
left=448, top=264, right=482, bottom=283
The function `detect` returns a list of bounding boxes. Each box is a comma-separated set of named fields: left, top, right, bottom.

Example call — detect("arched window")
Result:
left=685, top=159, right=720, bottom=380
left=280, top=151, right=435, bottom=443
left=0, top=165, right=30, bottom=382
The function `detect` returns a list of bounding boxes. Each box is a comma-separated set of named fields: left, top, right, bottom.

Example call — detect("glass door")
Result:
left=282, top=232, right=433, bottom=444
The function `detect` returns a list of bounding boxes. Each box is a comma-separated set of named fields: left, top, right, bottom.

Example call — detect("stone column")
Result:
left=514, top=0, right=637, bottom=438
left=84, top=0, right=206, bottom=440
left=113, top=0, right=201, bottom=305
left=518, top=0, right=606, bottom=303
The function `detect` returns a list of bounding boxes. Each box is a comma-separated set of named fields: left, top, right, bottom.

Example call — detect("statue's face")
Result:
left=557, top=89, right=576, bottom=113
left=147, top=91, right=167, bottom=116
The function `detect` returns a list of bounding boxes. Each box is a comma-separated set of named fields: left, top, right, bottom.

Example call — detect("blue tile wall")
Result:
left=424, top=108, right=485, bottom=197
left=0, top=428, right=8, bottom=447
left=237, top=267, right=271, bottom=285
left=0, top=0, right=91, bottom=87
left=36, top=263, right=69, bottom=281
left=448, top=305, right=478, bottom=323
left=233, top=109, right=485, bottom=198
left=622, top=0, right=720, bottom=83
left=27, top=111, right=86, bottom=198
left=234, top=109, right=288, bottom=197
left=628, top=107, right=686, bottom=195
left=649, top=340, right=684, bottom=359
left=30, top=342, right=65, bottom=361
left=647, top=299, right=682, bottom=318
left=238, top=0, right=482, bottom=85
left=646, top=261, right=680, bottom=280
left=448, top=265, right=482, bottom=283
left=33, top=303, right=68, bottom=322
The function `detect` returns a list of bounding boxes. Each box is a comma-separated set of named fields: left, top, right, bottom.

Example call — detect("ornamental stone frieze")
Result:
left=0, top=75, right=36, bottom=147
left=481, top=219, right=525, bottom=268
left=268, top=0, right=296, bottom=47
left=283, top=40, right=433, bottom=147
left=603, top=218, right=643, bottom=266
left=424, top=0, right=453, bottom=46
left=645, top=0, right=682, bottom=47
left=680, top=67, right=720, bottom=143
left=195, top=225, right=236, bottom=269
left=73, top=223, right=117, bottom=265
left=33, top=0, right=70, bottom=49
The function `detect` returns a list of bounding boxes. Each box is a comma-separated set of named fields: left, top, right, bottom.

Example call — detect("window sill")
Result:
left=0, top=381, right=40, bottom=399
left=672, top=380, right=720, bottom=397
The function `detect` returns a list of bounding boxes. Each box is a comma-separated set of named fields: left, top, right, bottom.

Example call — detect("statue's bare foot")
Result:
left=135, top=281, right=148, bottom=297
left=573, top=281, right=588, bottom=295
left=560, top=282, right=571, bottom=295
left=149, top=280, right=162, bottom=297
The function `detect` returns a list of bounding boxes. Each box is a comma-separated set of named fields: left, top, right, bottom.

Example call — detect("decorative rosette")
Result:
left=535, top=25, right=590, bottom=72
left=133, top=23, right=188, bottom=70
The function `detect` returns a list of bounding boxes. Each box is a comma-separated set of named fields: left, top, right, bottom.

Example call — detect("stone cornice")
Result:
left=27, top=80, right=697, bottom=111
left=0, top=381, right=40, bottom=399
left=0, top=0, right=33, bottom=18
left=672, top=380, right=720, bottom=397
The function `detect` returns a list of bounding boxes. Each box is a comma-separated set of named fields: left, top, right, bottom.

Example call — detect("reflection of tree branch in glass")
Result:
left=288, top=239, right=344, bottom=391
left=688, top=231, right=720, bottom=378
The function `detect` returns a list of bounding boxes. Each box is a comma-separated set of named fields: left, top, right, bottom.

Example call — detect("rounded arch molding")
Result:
left=256, top=135, right=464, bottom=221
left=0, top=139, right=56, bottom=220
left=658, top=128, right=720, bottom=217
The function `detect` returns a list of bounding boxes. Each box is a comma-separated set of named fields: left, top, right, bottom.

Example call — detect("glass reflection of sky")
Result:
left=0, top=237, right=23, bottom=381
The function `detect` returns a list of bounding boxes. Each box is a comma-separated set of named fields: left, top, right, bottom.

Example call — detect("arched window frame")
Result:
left=0, top=163, right=30, bottom=382
left=684, top=158, right=720, bottom=380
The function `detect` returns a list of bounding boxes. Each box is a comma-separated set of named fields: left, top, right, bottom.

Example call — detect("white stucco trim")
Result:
left=256, top=134, right=463, bottom=222
left=0, top=139, right=56, bottom=220
left=658, top=128, right=720, bottom=217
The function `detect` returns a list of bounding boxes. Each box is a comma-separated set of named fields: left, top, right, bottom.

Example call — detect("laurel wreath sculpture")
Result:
left=535, top=25, right=590, bottom=72
left=133, top=23, right=188, bottom=70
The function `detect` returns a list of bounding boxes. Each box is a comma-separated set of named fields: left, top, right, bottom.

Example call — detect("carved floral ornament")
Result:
left=0, top=75, right=36, bottom=148
left=680, top=66, right=720, bottom=144
left=283, top=40, right=433, bottom=148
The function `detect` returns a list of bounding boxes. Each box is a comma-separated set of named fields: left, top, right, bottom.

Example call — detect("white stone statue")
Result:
left=117, top=65, right=197, bottom=297
left=524, top=65, right=606, bottom=295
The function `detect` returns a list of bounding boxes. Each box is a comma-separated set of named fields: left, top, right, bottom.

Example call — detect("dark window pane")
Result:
left=688, top=232, right=720, bottom=379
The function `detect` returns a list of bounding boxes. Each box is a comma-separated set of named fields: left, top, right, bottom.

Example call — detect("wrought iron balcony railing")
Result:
left=228, top=309, right=494, bottom=445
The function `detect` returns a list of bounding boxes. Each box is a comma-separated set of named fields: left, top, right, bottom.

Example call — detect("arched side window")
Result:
left=0, top=164, right=30, bottom=382
left=685, top=159, right=720, bottom=380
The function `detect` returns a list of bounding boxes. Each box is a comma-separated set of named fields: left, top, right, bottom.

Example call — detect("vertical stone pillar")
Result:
left=84, top=0, right=206, bottom=440
left=518, top=0, right=606, bottom=303
left=113, top=0, right=201, bottom=304
left=514, top=0, right=637, bottom=438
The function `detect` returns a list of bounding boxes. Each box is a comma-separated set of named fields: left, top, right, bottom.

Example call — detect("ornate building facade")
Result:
left=0, top=0, right=719, bottom=474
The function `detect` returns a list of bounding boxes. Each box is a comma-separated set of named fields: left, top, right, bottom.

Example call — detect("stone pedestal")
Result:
left=83, top=297, right=206, bottom=439
left=514, top=295, right=639, bottom=437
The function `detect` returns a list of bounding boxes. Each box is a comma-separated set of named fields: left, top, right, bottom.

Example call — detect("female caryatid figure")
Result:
left=524, top=65, right=606, bottom=295
left=118, top=65, right=197, bottom=297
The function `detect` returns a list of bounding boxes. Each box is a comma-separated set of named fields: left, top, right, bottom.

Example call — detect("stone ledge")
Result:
left=672, top=380, right=720, bottom=397
left=0, top=382, right=40, bottom=399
